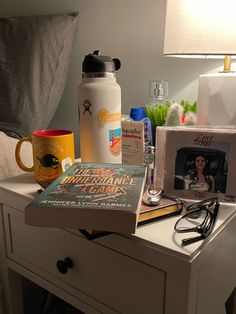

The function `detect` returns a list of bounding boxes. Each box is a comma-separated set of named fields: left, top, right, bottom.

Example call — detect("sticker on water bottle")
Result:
left=109, top=128, right=121, bottom=156
left=97, top=109, right=121, bottom=128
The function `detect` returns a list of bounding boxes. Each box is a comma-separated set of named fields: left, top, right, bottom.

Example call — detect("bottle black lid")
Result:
left=82, top=50, right=121, bottom=73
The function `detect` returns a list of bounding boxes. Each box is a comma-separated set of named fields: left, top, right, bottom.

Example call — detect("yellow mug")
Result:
left=15, top=129, right=75, bottom=185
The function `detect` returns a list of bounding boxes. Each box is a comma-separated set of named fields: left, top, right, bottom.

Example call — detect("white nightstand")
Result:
left=0, top=173, right=236, bottom=314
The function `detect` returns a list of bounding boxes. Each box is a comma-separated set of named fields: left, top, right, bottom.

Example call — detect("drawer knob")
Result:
left=56, top=257, right=73, bottom=274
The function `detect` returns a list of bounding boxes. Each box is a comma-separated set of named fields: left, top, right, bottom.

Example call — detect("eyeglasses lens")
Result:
left=176, top=209, right=209, bottom=231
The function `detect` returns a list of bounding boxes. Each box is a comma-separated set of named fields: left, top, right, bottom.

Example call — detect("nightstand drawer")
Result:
left=4, top=205, right=165, bottom=314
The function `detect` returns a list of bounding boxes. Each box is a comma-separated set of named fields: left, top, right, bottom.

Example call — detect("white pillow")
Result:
left=0, top=131, right=33, bottom=180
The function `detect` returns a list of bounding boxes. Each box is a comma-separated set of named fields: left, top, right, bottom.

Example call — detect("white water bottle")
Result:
left=78, top=50, right=122, bottom=163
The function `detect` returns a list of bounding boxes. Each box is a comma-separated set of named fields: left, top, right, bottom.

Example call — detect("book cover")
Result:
left=138, top=196, right=183, bottom=223
left=25, top=162, right=147, bottom=234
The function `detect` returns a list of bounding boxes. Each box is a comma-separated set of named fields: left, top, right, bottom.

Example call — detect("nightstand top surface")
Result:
left=0, top=173, right=236, bottom=260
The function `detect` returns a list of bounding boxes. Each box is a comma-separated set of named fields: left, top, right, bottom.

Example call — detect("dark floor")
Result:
left=22, top=277, right=84, bottom=314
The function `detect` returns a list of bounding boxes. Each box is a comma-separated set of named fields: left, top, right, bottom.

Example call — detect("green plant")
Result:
left=145, top=100, right=171, bottom=127
left=145, top=99, right=197, bottom=127
left=180, top=99, right=197, bottom=114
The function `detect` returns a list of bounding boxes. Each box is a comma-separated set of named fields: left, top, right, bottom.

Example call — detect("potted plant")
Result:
left=145, top=100, right=197, bottom=145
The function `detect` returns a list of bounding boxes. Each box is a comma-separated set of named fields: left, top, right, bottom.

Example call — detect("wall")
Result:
left=1, top=0, right=228, bottom=156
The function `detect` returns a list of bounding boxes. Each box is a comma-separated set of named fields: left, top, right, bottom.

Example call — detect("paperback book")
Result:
left=138, top=196, right=183, bottom=224
left=77, top=194, right=183, bottom=240
left=25, top=162, right=147, bottom=234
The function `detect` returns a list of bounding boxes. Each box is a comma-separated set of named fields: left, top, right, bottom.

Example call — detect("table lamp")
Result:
left=163, top=0, right=236, bottom=126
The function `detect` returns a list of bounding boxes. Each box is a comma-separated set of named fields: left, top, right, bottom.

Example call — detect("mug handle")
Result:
left=15, top=137, right=34, bottom=172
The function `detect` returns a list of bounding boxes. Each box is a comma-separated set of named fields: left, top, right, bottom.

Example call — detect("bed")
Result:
left=0, top=131, right=33, bottom=180
left=0, top=12, right=79, bottom=181
left=0, top=12, right=79, bottom=313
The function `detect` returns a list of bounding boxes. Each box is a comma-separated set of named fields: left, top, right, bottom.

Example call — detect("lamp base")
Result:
left=197, top=73, right=236, bottom=126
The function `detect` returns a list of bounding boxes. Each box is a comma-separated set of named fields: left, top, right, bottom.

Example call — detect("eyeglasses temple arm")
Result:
left=205, top=201, right=220, bottom=236
left=182, top=202, right=220, bottom=246
left=182, top=235, right=205, bottom=246
left=213, top=201, right=220, bottom=222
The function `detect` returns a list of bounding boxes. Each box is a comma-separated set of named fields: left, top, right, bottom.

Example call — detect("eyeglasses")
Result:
left=174, top=197, right=220, bottom=247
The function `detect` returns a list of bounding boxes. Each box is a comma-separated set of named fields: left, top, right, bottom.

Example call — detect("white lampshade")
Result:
left=163, top=0, right=236, bottom=126
left=164, top=0, right=236, bottom=57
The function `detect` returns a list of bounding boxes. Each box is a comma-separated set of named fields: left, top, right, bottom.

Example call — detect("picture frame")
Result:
left=155, top=126, right=236, bottom=202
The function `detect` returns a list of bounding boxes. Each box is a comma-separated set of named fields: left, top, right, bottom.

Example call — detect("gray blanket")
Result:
left=0, top=13, right=79, bottom=138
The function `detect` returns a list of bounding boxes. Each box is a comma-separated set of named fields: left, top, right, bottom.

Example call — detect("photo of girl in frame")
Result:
left=154, top=126, right=236, bottom=202
left=174, top=147, right=228, bottom=194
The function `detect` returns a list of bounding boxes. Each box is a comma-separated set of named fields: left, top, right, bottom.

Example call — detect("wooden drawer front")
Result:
left=4, top=206, right=165, bottom=314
